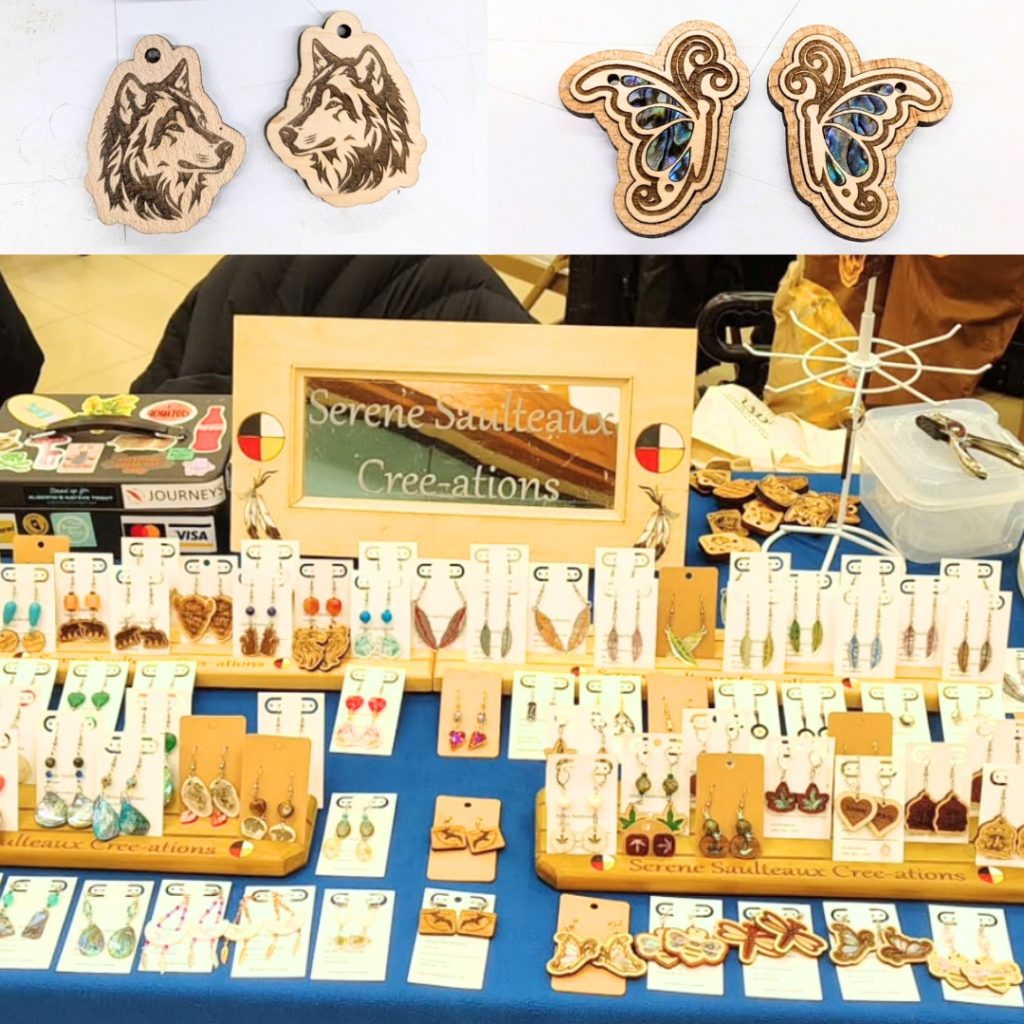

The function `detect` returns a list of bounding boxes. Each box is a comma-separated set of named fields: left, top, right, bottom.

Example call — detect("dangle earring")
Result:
left=926, top=581, right=940, bottom=657
left=499, top=552, right=515, bottom=658
left=972, top=730, right=995, bottom=804
left=448, top=690, right=467, bottom=751
left=161, top=702, right=176, bottom=807
left=240, top=582, right=259, bottom=656
left=468, top=692, right=488, bottom=750
left=797, top=748, right=830, bottom=813
left=260, top=580, right=280, bottom=656
left=869, top=586, right=884, bottom=670
left=22, top=578, right=45, bottom=653
left=114, top=577, right=141, bottom=650
left=957, top=605, right=971, bottom=674
left=324, top=804, right=353, bottom=858
left=241, top=767, right=269, bottom=840
left=730, top=791, right=760, bottom=859
left=902, top=586, right=917, bottom=659
left=905, top=756, right=937, bottom=834
left=550, top=758, right=575, bottom=852
left=479, top=559, right=494, bottom=657
left=630, top=580, right=643, bottom=663
left=377, top=580, right=401, bottom=658
left=92, top=752, right=120, bottom=841
left=847, top=591, right=861, bottom=670
left=633, top=739, right=652, bottom=800
left=766, top=746, right=798, bottom=813
left=209, top=746, right=240, bottom=823
left=335, top=675, right=364, bottom=747
left=67, top=725, right=94, bottom=828
left=35, top=720, right=69, bottom=828
left=606, top=588, right=620, bottom=663
left=180, top=746, right=213, bottom=821
left=580, top=757, right=612, bottom=853
left=836, top=759, right=875, bottom=833
left=868, top=764, right=900, bottom=838
left=662, top=738, right=681, bottom=814
left=739, top=595, right=753, bottom=669
left=139, top=576, right=168, bottom=648
left=355, top=579, right=374, bottom=658
left=698, top=787, right=728, bottom=857
left=934, top=761, right=969, bottom=838
left=359, top=678, right=388, bottom=748
left=788, top=576, right=802, bottom=655
left=119, top=751, right=151, bottom=836
left=413, top=573, right=467, bottom=651
left=533, top=575, right=590, bottom=653
left=976, top=781, right=1016, bottom=859
left=980, top=596, right=994, bottom=673
left=211, top=572, right=233, bottom=643
left=355, top=803, right=375, bottom=863
left=268, top=775, right=297, bottom=842
left=762, top=596, right=775, bottom=668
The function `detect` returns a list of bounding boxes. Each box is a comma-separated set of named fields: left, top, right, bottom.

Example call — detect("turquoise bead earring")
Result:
left=28, top=581, right=42, bottom=629
left=354, top=579, right=374, bottom=657
left=2, top=583, right=16, bottom=627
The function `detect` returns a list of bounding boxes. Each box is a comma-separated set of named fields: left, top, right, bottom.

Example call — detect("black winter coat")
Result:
left=132, top=255, right=534, bottom=394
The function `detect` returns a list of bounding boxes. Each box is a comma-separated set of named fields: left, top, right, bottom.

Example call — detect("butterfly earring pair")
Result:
left=560, top=21, right=951, bottom=241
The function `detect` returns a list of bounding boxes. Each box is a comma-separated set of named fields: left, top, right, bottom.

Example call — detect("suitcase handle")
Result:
left=29, top=415, right=185, bottom=441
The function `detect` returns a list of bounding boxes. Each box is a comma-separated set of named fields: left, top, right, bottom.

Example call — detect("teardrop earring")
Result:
left=92, top=752, right=121, bottom=841
left=67, top=725, right=94, bottom=828
left=119, top=752, right=151, bottom=836
left=35, top=720, right=69, bottom=828
left=22, top=578, right=45, bottom=653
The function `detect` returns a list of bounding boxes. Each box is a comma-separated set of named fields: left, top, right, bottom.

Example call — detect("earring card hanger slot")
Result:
left=550, top=893, right=631, bottom=996
left=427, top=795, right=502, bottom=884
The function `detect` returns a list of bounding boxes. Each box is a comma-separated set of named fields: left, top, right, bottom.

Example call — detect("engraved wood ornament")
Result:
left=85, top=36, right=245, bottom=234
left=559, top=21, right=749, bottom=237
left=267, top=12, right=426, bottom=207
left=768, top=25, right=952, bottom=240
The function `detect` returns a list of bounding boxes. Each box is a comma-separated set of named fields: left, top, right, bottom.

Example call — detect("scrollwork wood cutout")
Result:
left=85, top=36, right=245, bottom=234
left=267, top=12, right=427, bottom=207
left=769, top=26, right=952, bottom=241
left=559, top=21, right=749, bottom=237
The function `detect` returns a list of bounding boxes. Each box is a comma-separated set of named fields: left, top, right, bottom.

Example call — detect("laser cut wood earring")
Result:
left=559, top=21, right=749, bottom=237
left=85, top=36, right=244, bottom=234
left=267, top=12, right=426, bottom=208
left=768, top=25, right=952, bottom=240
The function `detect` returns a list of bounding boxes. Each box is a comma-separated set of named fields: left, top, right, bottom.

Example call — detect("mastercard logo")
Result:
left=128, top=524, right=164, bottom=538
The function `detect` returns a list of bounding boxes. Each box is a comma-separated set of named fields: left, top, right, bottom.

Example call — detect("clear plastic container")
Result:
left=858, top=399, right=1024, bottom=564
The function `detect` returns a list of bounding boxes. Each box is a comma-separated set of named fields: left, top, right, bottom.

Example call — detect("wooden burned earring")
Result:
left=85, top=36, right=244, bottom=234
left=768, top=25, right=952, bottom=240
left=559, top=21, right=749, bottom=236
left=267, top=12, right=427, bottom=207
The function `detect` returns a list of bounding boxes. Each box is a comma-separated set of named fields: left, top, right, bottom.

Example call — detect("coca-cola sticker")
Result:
left=140, top=399, right=198, bottom=425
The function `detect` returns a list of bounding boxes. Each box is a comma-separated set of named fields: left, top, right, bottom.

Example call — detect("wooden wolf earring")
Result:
left=267, top=11, right=427, bottom=207
left=559, top=21, right=749, bottom=237
left=85, top=35, right=245, bottom=234
left=768, top=25, right=952, bottom=240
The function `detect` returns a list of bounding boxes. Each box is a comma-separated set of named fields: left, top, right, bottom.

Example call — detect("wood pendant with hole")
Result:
left=267, top=11, right=427, bottom=208
left=559, top=21, right=749, bottom=237
left=768, top=25, right=952, bottom=241
left=85, top=35, right=245, bottom=234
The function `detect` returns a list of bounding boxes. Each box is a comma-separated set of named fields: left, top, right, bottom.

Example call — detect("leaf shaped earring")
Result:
left=768, top=25, right=952, bottom=240
left=560, top=21, right=749, bottom=236
left=85, top=36, right=244, bottom=234
left=665, top=593, right=706, bottom=666
left=267, top=11, right=426, bottom=207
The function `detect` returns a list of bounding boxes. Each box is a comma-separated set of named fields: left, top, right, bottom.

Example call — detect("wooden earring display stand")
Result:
left=0, top=786, right=317, bottom=877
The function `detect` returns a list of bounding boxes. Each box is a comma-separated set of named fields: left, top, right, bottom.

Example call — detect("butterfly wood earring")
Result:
left=768, top=25, right=952, bottom=240
left=85, top=36, right=244, bottom=234
left=267, top=11, right=427, bottom=208
left=559, top=21, right=749, bottom=236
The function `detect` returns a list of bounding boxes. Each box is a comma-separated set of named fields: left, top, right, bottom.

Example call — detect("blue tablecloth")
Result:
left=5, top=475, right=1024, bottom=1023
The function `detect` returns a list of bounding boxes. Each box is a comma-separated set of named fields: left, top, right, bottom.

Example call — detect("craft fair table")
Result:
left=3, top=475, right=1024, bottom=1024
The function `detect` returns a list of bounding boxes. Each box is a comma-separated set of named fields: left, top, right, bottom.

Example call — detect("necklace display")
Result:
left=533, top=579, right=590, bottom=654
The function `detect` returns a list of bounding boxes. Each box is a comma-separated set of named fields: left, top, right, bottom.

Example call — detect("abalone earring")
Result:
left=35, top=721, right=69, bottom=828
left=67, top=725, right=94, bottom=829
left=119, top=752, right=151, bottom=836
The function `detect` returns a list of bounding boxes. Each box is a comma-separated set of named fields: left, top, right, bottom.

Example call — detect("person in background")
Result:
left=0, top=272, right=43, bottom=402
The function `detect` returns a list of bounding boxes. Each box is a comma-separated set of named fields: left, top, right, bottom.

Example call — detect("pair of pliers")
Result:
left=915, top=412, right=1024, bottom=480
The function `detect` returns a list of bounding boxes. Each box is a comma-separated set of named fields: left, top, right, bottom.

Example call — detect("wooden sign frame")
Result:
left=768, top=25, right=952, bottom=241
left=85, top=35, right=245, bottom=234
left=266, top=11, right=426, bottom=207
left=560, top=21, right=749, bottom=237
left=230, top=317, right=695, bottom=564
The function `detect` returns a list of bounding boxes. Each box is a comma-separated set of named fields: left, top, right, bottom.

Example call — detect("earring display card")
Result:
left=656, top=567, right=717, bottom=663
left=0, top=876, right=77, bottom=970
left=904, top=743, right=970, bottom=845
left=0, top=564, right=56, bottom=655
left=428, top=795, right=504, bottom=883
left=110, top=565, right=172, bottom=655
left=466, top=545, right=530, bottom=664
left=619, top=733, right=686, bottom=831
left=593, top=548, right=657, bottom=670
left=736, top=901, right=822, bottom=1000
left=258, top=693, right=324, bottom=806
left=138, top=879, right=232, bottom=974
left=967, top=718, right=1021, bottom=806
left=763, top=736, right=835, bottom=841
left=240, top=540, right=301, bottom=586
left=171, top=555, right=236, bottom=651
left=578, top=674, right=644, bottom=744
left=60, top=661, right=129, bottom=732
left=54, top=553, right=113, bottom=650
left=508, top=672, right=575, bottom=761
left=411, top=560, right=469, bottom=656
left=35, top=712, right=104, bottom=807
left=240, top=734, right=313, bottom=848
left=833, top=557, right=901, bottom=679
left=644, top=897, right=725, bottom=996
left=310, top=889, right=395, bottom=982
left=721, top=553, right=791, bottom=675
left=351, top=570, right=412, bottom=662
left=235, top=569, right=294, bottom=660
left=941, top=589, right=1012, bottom=685
left=1002, top=649, right=1024, bottom=713
left=713, top=679, right=781, bottom=749
left=785, top=571, right=839, bottom=668
left=695, top=753, right=765, bottom=850
left=939, top=684, right=1004, bottom=745
left=927, top=905, right=1023, bottom=1008
left=976, top=764, right=1024, bottom=868
left=98, top=731, right=166, bottom=839
left=408, top=888, right=496, bottom=991
left=316, top=792, right=396, bottom=880
left=861, top=684, right=929, bottom=750
left=55, top=879, right=155, bottom=975
left=124, top=688, right=189, bottom=813
left=177, top=715, right=246, bottom=837
left=545, top=754, right=617, bottom=858
left=436, top=669, right=502, bottom=759
left=0, top=659, right=58, bottom=785
left=528, top=562, right=591, bottom=658
left=832, top=754, right=905, bottom=864
left=229, top=886, right=315, bottom=979
left=781, top=683, right=846, bottom=739
left=821, top=901, right=921, bottom=1003
left=550, top=893, right=631, bottom=997
left=0, top=731, right=18, bottom=830
left=293, top=559, right=353, bottom=664
left=895, top=576, right=945, bottom=669
left=330, top=668, right=405, bottom=757
left=646, top=673, right=708, bottom=733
